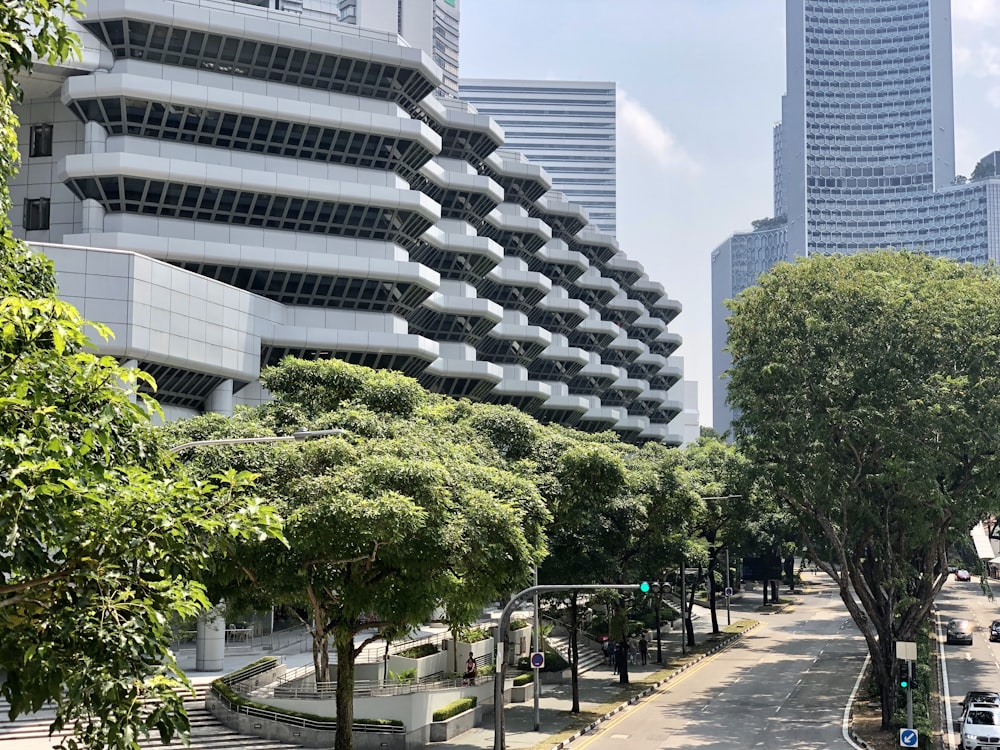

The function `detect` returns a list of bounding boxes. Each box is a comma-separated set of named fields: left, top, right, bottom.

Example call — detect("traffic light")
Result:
left=639, top=582, right=668, bottom=594
left=898, top=660, right=913, bottom=690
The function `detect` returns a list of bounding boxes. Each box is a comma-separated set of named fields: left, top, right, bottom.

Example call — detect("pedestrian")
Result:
left=612, top=642, right=619, bottom=675
left=628, top=636, right=637, bottom=664
left=603, top=638, right=613, bottom=665
left=463, top=652, right=477, bottom=683
left=638, top=634, right=648, bottom=665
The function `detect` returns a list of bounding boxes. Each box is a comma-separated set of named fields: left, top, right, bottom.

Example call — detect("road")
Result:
left=936, top=576, right=1000, bottom=750
left=572, top=575, right=868, bottom=750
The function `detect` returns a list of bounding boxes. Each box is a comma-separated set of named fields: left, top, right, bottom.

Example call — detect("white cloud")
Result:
left=616, top=90, right=701, bottom=175
left=953, top=0, right=1000, bottom=24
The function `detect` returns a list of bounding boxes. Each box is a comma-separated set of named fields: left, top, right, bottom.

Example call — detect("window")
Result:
left=23, top=198, right=50, bottom=230
left=29, top=123, right=53, bottom=157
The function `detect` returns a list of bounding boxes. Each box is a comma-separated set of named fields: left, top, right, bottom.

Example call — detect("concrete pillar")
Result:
left=205, top=379, right=234, bottom=416
left=195, top=610, right=226, bottom=672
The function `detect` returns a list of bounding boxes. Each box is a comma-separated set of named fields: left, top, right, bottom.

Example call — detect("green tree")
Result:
left=0, top=223, right=283, bottom=750
left=680, top=435, right=754, bottom=633
left=0, top=5, right=286, bottom=748
left=167, top=358, right=548, bottom=750
left=726, top=250, right=1000, bottom=728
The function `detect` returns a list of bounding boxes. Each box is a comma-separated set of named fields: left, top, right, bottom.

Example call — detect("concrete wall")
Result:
left=206, top=692, right=406, bottom=750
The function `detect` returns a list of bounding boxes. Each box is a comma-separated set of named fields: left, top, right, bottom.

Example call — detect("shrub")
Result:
left=397, top=643, right=438, bottom=659
left=432, top=697, right=477, bottom=722
left=512, top=672, right=533, bottom=686
left=459, top=627, right=491, bottom=643
left=517, top=646, right=567, bottom=672
left=510, top=619, right=529, bottom=630
left=389, top=668, right=416, bottom=684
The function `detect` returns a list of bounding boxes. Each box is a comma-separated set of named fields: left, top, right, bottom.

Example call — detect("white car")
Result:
left=962, top=705, right=1000, bottom=750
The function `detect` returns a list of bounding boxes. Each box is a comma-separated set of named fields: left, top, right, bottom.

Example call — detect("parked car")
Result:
left=991, top=621, right=1000, bottom=643
left=956, top=569, right=972, bottom=581
left=947, top=618, right=974, bottom=645
left=962, top=705, right=1000, bottom=750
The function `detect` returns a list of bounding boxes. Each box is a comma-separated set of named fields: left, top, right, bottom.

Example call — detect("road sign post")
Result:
left=492, top=583, right=641, bottom=750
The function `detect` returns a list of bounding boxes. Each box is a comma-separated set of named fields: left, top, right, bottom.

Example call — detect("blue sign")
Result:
left=899, top=728, right=918, bottom=747
left=724, top=586, right=733, bottom=597
left=529, top=651, right=545, bottom=669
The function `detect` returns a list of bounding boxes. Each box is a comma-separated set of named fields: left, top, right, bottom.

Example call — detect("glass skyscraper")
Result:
left=712, top=0, right=1000, bottom=432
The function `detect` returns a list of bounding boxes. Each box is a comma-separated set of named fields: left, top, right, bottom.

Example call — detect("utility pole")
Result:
left=725, top=548, right=731, bottom=626
left=493, top=584, right=641, bottom=750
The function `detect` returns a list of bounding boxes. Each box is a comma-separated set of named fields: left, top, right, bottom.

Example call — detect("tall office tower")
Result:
left=337, top=0, right=460, bottom=98
left=458, top=80, right=618, bottom=236
left=712, top=0, right=1000, bottom=433
left=11, top=0, right=686, bottom=444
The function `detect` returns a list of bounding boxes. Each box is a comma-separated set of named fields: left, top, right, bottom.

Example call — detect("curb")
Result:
left=548, top=622, right=761, bottom=750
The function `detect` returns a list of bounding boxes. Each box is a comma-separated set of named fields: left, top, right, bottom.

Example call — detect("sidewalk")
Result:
left=176, top=587, right=784, bottom=748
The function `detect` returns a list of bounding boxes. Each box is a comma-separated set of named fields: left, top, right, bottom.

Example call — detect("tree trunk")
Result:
left=770, top=579, right=779, bottom=603
left=569, top=594, right=580, bottom=713
left=762, top=580, right=769, bottom=606
left=334, top=631, right=355, bottom=750
left=616, top=638, right=629, bottom=684
left=708, top=547, right=720, bottom=634
left=313, top=629, right=330, bottom=683
left=685, top=567, right=699, bottom=647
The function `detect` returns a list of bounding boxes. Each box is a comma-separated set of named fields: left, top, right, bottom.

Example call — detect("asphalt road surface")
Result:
left=935, top=575, right=1000, bottom=750
left=573, top=575, right=868, bottom=750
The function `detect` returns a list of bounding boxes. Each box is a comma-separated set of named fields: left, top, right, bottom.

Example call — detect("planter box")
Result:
left=429, top=705, right=482, bottom=742
left=509, top=683, right=532, bottom=703
left=387, top=650, right=448, bottom=682
left=538, top=668, right=571, bottom=685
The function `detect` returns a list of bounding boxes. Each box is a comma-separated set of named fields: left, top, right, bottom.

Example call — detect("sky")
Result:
left=458, top=0, right=1000, bottom=428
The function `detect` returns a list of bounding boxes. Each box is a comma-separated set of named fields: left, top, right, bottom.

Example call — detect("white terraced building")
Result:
left=11, top=0, right=687, bottom=444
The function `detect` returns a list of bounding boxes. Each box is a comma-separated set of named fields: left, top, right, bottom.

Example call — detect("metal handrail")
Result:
left=211, top=686, right=405, bottom=734
left=222, top=655, right=286, bottom=687
left=269, top=673, right=492, bottom=701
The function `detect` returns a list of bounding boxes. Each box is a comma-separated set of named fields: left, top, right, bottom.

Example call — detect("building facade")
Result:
left=458, top=79, right=618, bottom=236
left=12, top=0, right=687, bottom=444
left=712, top=0, right=1000, bottom=433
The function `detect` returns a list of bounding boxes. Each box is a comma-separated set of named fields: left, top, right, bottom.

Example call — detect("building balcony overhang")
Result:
left=81, top=2, right=440, bottom=108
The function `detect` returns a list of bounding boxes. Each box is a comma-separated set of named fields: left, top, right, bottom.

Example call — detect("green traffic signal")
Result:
left=639, top=581, right=651, bottom=593
left=899, top=678, right=909, bottom=689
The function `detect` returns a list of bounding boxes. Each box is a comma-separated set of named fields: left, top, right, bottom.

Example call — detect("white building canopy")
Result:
left=971, top=522, right=996, bottom=560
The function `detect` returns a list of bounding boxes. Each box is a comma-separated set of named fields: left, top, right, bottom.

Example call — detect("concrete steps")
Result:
left=0, top=685, right=287, bottom=750
left=544, top=634, right=607, bottom=674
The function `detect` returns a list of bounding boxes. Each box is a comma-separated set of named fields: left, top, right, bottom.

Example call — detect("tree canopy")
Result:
left=164, top=358, right=551, bottom=750
left=726, top=249, right=1000, bottom=725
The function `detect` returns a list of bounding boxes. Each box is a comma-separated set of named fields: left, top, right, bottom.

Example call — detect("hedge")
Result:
left=512, top=672, right=533, bottom=686
left=397, top=643, right=439, bottom=659
left=432, top=697, right=477, bottom=722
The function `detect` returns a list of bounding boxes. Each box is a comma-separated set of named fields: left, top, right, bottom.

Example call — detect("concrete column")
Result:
left=195, top=610, right=226, bottom=672
left=205, top=379, right=234, bottom=416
